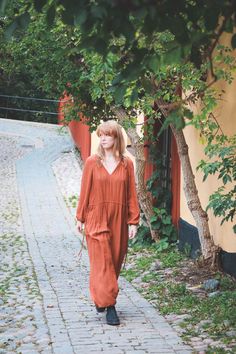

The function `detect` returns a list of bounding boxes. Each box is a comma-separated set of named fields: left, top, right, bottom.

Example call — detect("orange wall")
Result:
left=58, top=95, right=91, bottom=161
left=68, top=119, right=91, bottom=161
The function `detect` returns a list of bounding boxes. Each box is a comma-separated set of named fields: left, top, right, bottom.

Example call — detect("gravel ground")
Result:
left=0, top=135, right=51, bottom=354
left=52, top=149, right=82, bottom=217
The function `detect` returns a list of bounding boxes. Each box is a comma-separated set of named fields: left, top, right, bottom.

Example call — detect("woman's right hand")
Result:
left=76, top=220, right=83, bottom=233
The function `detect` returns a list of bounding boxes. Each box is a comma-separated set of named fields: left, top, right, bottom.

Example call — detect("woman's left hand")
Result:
left=129, top=225, right=138, bottom=239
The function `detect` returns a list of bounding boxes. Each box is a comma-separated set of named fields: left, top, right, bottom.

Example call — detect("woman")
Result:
left=76, top=120, right=140, bottom=326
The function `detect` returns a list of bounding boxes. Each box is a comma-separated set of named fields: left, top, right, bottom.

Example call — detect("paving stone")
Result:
left=0, top=118, right=194, bottom=354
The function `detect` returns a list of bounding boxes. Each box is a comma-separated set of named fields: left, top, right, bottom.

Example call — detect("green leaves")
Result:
left=198, top=134, right=236, bottom=232
left=155, top=238, right=169, bottom=252
left=112, top=85, right=126, bottom=104
left=61, top=8, right=74, bottom=26
left=141, top=77, right=153, bottom=94
left=90, top=4, right=107, bottom=19
left=5, top=12, right=30, bottom=40
left=4, top=20, right=17, bottom=40
left=198, top=160, right=221, bottom=181
left=168, top=16, right=189, bottom=45
left=0, top=0, right=8, bottom=15
left=74, top=9, right=87, bottom=26
left=159, top=109, right=185, bottom=136
left=147, top=55, right=160, bottom=72
left=150, top=208, right=177, bottom=241
left=1, top=0, right=236, bottom=246
left=225, top=18, right=234, bottom=33
left=33, top=0, right=47, bottom=12
left=204, top=8, right=219, bottom=31
left=183, top=108, right=193, bottom=120
left=161, top=46, right=183, bottom=66
left=231, top=34, right=236, bottom=49
left=46, top=5, right=56, bottom=26
left=207, top=186, right=236, bottom=231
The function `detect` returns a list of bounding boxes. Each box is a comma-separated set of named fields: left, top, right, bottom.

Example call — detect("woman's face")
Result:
left=99, top=132, right=115, bottom=150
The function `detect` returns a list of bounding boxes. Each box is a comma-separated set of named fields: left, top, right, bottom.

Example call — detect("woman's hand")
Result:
left=76, top=220, right=83, bottom=233
left=129, top=224, right=138, bottom=239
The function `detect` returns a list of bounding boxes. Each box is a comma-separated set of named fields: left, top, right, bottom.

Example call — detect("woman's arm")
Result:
left=129, top=224, right=138, bottom=239
left=127, top=158, right=140, bottom=228
left=76, top=157, right=93, bottom=226
left=76, top=220, right=83, bottom=232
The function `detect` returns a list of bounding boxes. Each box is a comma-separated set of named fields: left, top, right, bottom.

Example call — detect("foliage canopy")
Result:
left=1, top=0, right=236, bottom=234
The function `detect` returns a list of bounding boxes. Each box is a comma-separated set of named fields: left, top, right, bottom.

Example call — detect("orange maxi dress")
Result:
left=76, top=154, right=140, bottom=308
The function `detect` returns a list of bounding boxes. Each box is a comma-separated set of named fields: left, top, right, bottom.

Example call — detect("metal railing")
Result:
left=0, top=94, right=69, bottom=123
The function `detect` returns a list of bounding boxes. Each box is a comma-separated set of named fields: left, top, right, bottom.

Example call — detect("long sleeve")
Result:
left=76, top=157, right=93, bottom=223
left=127, top=158, right=140, bottom=225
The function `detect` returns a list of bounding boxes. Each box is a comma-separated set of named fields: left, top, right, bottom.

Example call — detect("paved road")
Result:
left=0, top=118, right=193, bottom=354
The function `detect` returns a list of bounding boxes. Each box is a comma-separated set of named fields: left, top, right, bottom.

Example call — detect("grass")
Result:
left=0, top=232, right=42, bottom=302
left=68, top=194, right=78, bottom=208
left=128, top=243, right=185, bottom=268
left=122, top=243, right=236, bottom=353
left=136, top=255, right=156, bottom=270
left=122, top=268, right=139, bottom=282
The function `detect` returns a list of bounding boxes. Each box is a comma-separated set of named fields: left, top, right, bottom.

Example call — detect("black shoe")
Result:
left=106, top=306, right=120, bottom=325
left=95, top=305, right=106, bottom=313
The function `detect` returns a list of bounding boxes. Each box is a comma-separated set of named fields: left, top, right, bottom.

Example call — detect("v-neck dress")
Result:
left=76, top=154, right=140, bottom=307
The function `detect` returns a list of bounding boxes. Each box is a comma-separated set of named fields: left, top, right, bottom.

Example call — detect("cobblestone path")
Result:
left=0, top=119, right=193, bottom=354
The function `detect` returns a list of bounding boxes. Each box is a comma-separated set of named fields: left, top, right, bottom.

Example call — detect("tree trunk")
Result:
left=155, top=92, right=218, bottom=265
left=112, top=107, right=160, bottom=241
left=170, top=124, right=218, bottom=262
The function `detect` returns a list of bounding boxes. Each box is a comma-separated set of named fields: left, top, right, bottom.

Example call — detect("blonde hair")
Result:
left=96, top=120, right=126, bottom=159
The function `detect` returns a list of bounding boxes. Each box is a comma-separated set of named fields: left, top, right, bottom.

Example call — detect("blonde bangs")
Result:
left=97, top=121, right=118, bottom=137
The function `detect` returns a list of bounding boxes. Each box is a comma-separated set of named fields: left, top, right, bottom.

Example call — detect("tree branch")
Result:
left=207, top=12, right=233, bottom=80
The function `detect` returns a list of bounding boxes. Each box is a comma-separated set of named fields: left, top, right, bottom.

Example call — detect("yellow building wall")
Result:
left=88, top=35, right=236, bottom=253
left=181, top=34, right=236, bottom=252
